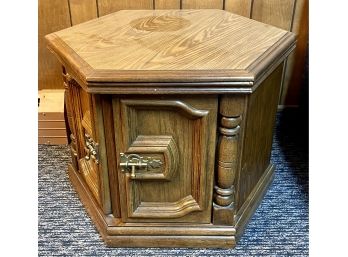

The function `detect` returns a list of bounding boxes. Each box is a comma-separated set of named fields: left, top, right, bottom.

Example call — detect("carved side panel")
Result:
left=62, top=71, right=85, bottom=160
left=63, top=70, right=102, bottom=205
left=63, top=70, right=81, bottom=170
left=213, top=96, right=245, bottom=226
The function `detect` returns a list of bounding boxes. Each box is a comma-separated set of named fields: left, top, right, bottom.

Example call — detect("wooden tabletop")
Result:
left=46, top=9, right=296, bottom=88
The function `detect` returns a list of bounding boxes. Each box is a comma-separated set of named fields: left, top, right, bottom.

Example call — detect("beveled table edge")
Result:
left=45, top=22, right=296, bottom=94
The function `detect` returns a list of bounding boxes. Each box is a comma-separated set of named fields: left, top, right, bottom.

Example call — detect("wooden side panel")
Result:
left=93, top=95, right=112, bottom=214
left=182, top=0, right=223, bottom=9
left=100, top=95, right=121, bottom=217
left=225, top=0, right=252, bottom=18
left=281, top=0, right=309, bottom=105
left=155, top=0, right=181, bottom=9
left=251, top=0, right=295, bottom=30
left=38, top=0, right=71, bottom=90
left=97, top=0, right=153, bottom=17
left=236, top=63, right=284, bottom=211
left=250, top=0, right=308, bottom=106
left=69, top=0, right=98, bottom=25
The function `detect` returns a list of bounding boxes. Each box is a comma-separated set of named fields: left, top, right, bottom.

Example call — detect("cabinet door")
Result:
left=113, top=96, right=218, bottom=223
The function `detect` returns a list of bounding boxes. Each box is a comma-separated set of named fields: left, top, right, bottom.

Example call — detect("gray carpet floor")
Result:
left=38, top=110, right=308, bottom=256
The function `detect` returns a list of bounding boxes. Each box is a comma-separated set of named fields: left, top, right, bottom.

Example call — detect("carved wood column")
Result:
left=213, top=96, right=245, bottom=225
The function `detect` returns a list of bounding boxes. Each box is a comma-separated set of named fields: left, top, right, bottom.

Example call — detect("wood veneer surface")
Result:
left=52, top=9, right=288, bottom=71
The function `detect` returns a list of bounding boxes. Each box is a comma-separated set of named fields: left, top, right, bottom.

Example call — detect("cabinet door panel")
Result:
left=113, top=96, right=218, bottom=223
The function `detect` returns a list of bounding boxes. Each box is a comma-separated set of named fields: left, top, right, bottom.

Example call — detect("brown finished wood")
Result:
left=47, top=9, right=294, bottom=248
left=236, top=63, right=284, bottom=211
left=113, top=96, right=217, bottom=223
left=93, top=94, right=112, bottom=214
left=251, top=0, right=296, bottom=31
left=39, top=0, right=71, bottom=90
left=155, top=0, right=181, bottom=9
left=39, top=1, right=307, bottom=106
left=182, top=0, right=223, bottom=9
left=225, top=0, right=252, bottom=17
left=213, top=95, right=246, bottom=226
left=45, top=9, right=295, bottom=89
left=281, top=0, right=308, bottom=105
left=235, top=164, right=275, bottom=241
left=68, top=163, right=237, bottom=248
left=97, top=0, right=153, bottom=17
left=100, top=96, right=121, bottom=217
left=51, top=9, right=288, bottom=71
left=69, top=0, right=98, bottom=25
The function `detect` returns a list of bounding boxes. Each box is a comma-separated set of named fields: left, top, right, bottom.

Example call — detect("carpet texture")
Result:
left=38, top=110, right=308, bottom=256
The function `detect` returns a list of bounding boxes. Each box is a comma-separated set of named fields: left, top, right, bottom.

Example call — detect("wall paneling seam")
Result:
left=67, top=0, right=73, bottom=26
left=290, top=0, right=298, bottom=31
left=249, top=0, right=254, bottom=19
left=96, top=0, right=100, bottom=17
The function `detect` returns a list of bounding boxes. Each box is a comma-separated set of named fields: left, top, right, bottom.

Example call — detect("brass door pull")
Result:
left=120, top=153, right=163, bottom=178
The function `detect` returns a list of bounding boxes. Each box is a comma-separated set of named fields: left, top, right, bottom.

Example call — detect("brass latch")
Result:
left=120, top=153, right=163, bottom=178
left=84, top=134, right=99, bottom=164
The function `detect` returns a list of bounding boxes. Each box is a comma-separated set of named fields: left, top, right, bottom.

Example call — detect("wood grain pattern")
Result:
left=93, top=95, right=112, bottom=214
left=251, top=0, right=296, bottom=31
left=69, top=149, right=237, bottom=247
left=79, top=158, right=100, bottom=203
left=213, top=96, right=246, bottom=225
left=225, top=0, right=252, bottom=17
left=155, top=0, right=181, bottom=9
left=100, top=95, right=121, bottom=217
left=97, top=0, right=153, bottom=17
left=112, top=96, right=218, bottom=223
left=182, top=0, right=223, bottom=9
left=39, top=0, right=307, bottom=106
left=39, top=0, right=71, bottom=90
left=63, top=70, right=78, bottom=169
left=235, top=164, right=274, bottom=240
left=48, top=8, right=295, bottom=248
left=63, top=73, right=102, bottom=204
left=69, top=0, right=98, bottom=25
left=236, top=63, right=283, bottom=211
left=53, top=9, right=288, bottom=71
left=65, top=77, right=85, bottom=159
left=281, top=0, right=308, bottom=105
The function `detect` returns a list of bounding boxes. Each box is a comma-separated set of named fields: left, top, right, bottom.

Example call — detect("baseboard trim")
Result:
left=234, top=164, right=275, bottom=241
left=68, top=164, right=236, bottom=248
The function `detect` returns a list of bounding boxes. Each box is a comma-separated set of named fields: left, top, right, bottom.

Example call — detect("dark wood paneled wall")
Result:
left=38, top=0, right=308, bottom=105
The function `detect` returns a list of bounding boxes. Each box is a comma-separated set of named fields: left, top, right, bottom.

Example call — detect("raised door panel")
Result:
left=113, top=96, right=218, bottom=223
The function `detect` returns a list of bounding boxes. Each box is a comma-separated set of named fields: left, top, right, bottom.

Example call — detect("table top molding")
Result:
left=46, top=9, right=296, bottom=93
